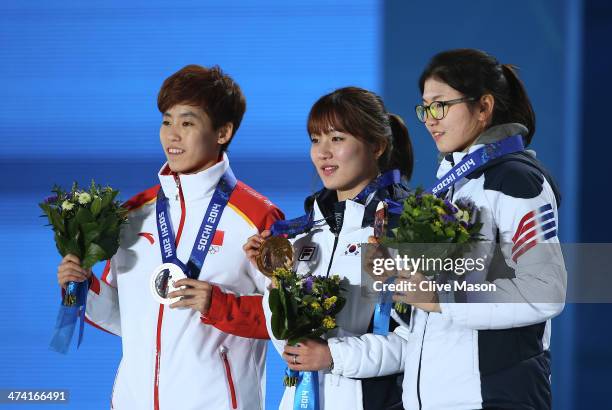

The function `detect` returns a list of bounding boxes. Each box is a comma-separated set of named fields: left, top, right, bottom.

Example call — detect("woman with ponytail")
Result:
left=318, top=49, right=566, bottom=410
left=203, top=86, right=414, bottom=409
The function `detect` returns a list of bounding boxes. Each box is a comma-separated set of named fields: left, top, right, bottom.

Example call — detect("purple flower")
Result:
left=303, top=276, right=314, bottom=294
left=442, top=213, right=456, bottom=223
left=443, top=200, right=458, bottom=214
left=44, top=195, right=58, bottom=204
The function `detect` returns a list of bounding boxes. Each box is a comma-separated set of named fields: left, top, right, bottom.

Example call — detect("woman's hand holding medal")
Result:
left=167, top=279, right=213, bottom=314
left=243, top=230, right=272, bottom=266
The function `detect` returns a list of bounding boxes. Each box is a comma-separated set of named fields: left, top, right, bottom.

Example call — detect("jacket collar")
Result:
left=311, top=195, right=366, bottom=236
left=436, top=123, right=529, bottom=178
left=158, top=153, right=230, bottom=202
left=307, top=179, right=410, bottom=235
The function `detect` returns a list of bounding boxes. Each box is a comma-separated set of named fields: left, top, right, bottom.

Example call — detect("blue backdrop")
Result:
left=0, top=0, right=608, bottom=408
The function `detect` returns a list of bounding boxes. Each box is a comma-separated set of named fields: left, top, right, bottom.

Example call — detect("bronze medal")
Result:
left=373, top=201, right=388, bottom=239
left=256, top=236, right=294, bottom=277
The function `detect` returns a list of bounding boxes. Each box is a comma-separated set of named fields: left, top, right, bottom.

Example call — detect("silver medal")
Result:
left=149, top=263, right=187, bottom=305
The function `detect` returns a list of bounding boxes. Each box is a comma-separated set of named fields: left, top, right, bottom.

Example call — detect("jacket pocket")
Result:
left=220, top=346, right=238, bottom=409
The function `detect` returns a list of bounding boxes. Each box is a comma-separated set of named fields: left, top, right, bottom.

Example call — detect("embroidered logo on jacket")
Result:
left=512, top=203, right=556, bottom=261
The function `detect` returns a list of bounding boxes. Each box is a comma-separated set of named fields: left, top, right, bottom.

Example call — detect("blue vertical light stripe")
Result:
left=555, top=0, right=583, bottom=409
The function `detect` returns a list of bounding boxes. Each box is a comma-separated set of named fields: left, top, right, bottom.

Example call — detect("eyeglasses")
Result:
left=415, top=97, right=476, bottom=123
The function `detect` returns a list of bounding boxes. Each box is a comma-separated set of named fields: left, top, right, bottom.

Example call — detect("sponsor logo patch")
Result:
left=298, top=246, right=317, bottom=261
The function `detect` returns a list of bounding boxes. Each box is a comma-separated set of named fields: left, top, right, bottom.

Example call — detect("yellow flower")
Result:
left=311, top=302, right=321, bottom=310
left=272, top=267, right=293, bottom=280
left=434, top=206, right=446, bottom=215
left=323, top=296, right=338, bottom=310
left=322, top=316, right=336, bottom=329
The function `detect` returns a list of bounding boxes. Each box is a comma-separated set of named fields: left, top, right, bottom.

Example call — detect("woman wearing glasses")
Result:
left=297, top=49, right=566, bottom=409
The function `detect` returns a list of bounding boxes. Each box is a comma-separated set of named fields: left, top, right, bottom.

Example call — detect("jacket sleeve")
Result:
left=201, top=285, right=269, bottom=339
left=327, top=324, right=413, bottom=379
left=201, top=206, right=284, bottom=338
left=84, top=259, right=121, bottom=336
left=439, top=174, right=566, bottom=330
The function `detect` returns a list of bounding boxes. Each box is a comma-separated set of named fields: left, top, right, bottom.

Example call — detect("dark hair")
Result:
left=157, top=64, right=246, bottom=151
left=307, top=86, right=414, bottom=180
left=419, top=49, right=536, bottom=145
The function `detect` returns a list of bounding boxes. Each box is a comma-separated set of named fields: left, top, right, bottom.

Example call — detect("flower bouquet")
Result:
left=40, top=181, right=127, bottom=352
left=382, top=187, right=483, bottom=311
left=268, top=267, right=345, bottom=386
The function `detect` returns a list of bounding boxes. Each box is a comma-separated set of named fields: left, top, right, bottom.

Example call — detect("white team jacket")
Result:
left=264, top=185, right=408, bottom=410
left=85, top=154, right=282, bottom=410
left=328, top=124, right=567, bottom=410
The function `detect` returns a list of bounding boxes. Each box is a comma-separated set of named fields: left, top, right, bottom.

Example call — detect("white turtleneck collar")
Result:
left=158, top=153, right=230, bottom=202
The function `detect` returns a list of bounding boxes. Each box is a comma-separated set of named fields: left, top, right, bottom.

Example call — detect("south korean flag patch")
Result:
left=298, top=245, right=317, bottom=261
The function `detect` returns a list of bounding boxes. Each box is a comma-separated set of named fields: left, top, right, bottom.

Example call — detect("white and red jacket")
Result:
left=84, top=153, right=283, bottom=410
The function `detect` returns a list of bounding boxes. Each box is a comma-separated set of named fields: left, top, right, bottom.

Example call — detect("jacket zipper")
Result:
left=416, top=313, right=429, bottom=410
left=325, top=232, right=340, bottom=278
left=153, top=174, right=186, bottom=410
left=220, top=346, right=238, bottom=409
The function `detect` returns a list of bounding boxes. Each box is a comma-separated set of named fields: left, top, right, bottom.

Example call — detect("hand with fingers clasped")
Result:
left=167, top=279, right=213, bottom=315
left=57, top=254, right=92, bottom=289
left=392, top=271, right=441, bottom=313
left=282, top=339, right=333, bottom=372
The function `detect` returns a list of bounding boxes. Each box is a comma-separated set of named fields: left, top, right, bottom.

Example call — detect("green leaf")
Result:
left=54, top=233, right=68, bottom=256
left=269, top=289, right=285, bottom=340
left=90, top=197, right=102, bottom=217
left=83, top=228, right=101, bottom=247
left=101, top=189, right=119, bottom=209
left=48, top=207, right=65, bottom=234
left=81, top=242, right=106, bottom=270
left=39, top=203, right=51, bottom=217
left=97, top=235, right=120, bottom=258
left=67, top=218, right=79, bottom=239
left=64, top=237, right=82, bottom=259
left=76, top=207, right=94, bottom=224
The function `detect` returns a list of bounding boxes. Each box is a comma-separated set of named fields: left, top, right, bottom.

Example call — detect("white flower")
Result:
left=77, top=192, right=92, bottom=205
left=62, top=200, right=75, bottom=211
left=454, top=209, right=469, bottom=224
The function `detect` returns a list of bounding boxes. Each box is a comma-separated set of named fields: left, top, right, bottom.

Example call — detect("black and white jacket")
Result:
left=328, top=123, right=566, bottom=410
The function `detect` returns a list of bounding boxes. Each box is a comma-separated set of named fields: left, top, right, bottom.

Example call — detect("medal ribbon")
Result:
left=156, top=169, right=237, bottom=279
left=271, top=169, right=402, bottom=238
left=291, top=369, right=319, bottom=410
left=373, top=276, right=396, bottom=335
left=426, top=135, right=524, bottom=197
left=49, top=279, right=89, bottom=354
